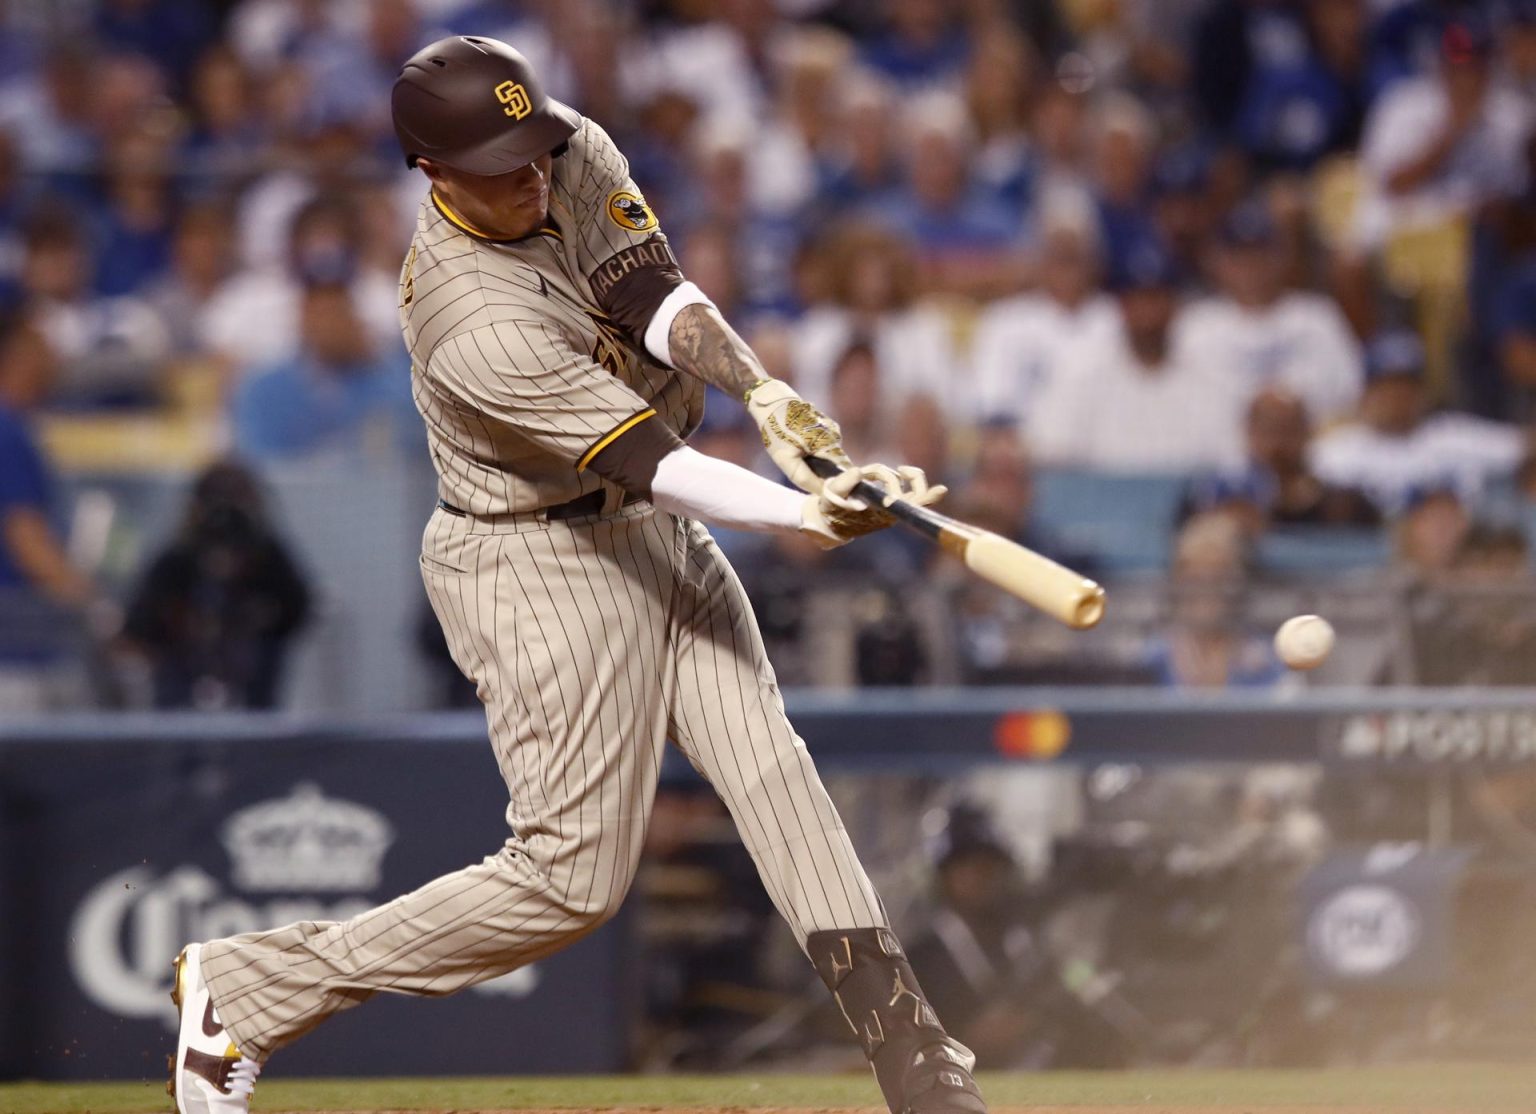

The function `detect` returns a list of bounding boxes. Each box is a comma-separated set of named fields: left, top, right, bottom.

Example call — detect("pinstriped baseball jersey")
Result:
left=193, top=106, right=892, bottom=1075
left=401, top=116, right=703, bottom=515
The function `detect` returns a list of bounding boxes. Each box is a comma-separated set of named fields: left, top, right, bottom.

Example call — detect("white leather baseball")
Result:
left=1275, top=614, right=1335, bottom=670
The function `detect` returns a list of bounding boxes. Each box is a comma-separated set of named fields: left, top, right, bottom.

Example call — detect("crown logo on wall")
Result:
left=221, top=783, right=395, bottom=893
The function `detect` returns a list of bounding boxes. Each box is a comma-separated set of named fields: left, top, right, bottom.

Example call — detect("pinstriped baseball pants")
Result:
left=200, top=502, right=886, bottom=1061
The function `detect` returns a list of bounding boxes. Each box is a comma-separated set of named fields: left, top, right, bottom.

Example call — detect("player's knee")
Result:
left=555, top=887, right=626, bottom=933
left=557, top=853, right=635, bottom=931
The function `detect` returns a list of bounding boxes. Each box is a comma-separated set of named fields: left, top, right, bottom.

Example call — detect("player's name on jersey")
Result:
left=587, top=238, right=676, bottom=302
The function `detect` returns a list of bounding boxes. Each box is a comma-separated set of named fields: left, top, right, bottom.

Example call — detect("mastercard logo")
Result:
left=994, top=710, right=1071, bottom=760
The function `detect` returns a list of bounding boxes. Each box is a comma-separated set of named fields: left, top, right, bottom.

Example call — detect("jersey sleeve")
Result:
left=567, top=120, right=685, bottom=338
left=432, top=320, right=680, bottom=479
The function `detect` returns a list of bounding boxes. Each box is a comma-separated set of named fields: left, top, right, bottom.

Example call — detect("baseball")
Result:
left=1275, top=615, right=1335, bottom=670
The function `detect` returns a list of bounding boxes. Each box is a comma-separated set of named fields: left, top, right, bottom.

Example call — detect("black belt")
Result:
left=438, top=489, right=638, bottom=521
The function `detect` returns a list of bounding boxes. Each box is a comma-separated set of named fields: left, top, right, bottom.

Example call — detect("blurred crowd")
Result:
left=5, top=0, right=1536, bottom=704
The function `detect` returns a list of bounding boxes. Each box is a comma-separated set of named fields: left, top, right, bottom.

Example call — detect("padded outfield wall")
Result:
left=4, top=690, right=1535, bottom=1078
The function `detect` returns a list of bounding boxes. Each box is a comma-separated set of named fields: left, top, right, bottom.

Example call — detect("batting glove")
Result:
left=744, top=378, right=853, bottom=494
left=800, top=464, right=946, bottom=549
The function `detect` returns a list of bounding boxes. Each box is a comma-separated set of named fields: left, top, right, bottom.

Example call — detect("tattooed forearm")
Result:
left=668, top=302, right=767, bottom=397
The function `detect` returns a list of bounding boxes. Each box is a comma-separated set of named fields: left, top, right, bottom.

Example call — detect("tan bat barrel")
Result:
left=961, top=530, right=1106, bottom=629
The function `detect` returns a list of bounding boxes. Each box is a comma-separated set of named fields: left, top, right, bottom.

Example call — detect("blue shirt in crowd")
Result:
left=93, top=210, right=173, bottom=297
left=94, top=0, right=216, bottom=91
left=859, top=29, right=970, bottom=86
left=0, top=403, right=51, bottom=589
left=232, top=354, right=419, bottom=461
left=1493, top=261, right=1536, bottom=346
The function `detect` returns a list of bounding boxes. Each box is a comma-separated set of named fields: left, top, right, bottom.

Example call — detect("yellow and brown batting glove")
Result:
left=744, top=378, right=854, bottom=494
left=800, top=464, right=946, bottom=549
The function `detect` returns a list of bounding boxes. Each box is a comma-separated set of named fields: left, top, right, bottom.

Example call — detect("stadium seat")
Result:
left=1031, top=469, right=1189, bottom=573
left=1255, top=527, right=1392, bottom=575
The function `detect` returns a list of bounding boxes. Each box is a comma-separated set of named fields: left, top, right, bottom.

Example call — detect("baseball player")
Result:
left=168, top=37, right=986, bottom=1114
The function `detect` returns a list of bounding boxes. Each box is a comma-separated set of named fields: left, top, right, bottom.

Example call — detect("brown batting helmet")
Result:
left=392, top=36, right=580, bottom=175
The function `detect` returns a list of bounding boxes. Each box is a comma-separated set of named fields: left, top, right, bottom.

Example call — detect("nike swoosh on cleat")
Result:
left=202, top=999, right=223, bottom=1038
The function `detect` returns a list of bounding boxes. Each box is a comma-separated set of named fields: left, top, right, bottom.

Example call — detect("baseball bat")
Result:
left=806, top=456, right=1106, bottom=630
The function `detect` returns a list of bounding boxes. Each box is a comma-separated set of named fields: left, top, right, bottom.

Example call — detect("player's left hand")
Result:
left=744, top=378, right=853, bottom=494
left=799, top=463, right=946, bottom=549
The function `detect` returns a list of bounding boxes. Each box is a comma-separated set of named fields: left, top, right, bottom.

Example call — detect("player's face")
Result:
left=425, top=152, right=554, bottom=239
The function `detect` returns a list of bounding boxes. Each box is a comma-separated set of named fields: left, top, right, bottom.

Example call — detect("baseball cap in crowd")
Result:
left=1218, top=200, right=1280, bottom=249
left=1364, top=329, right=1426, bottom=381
left=1106, top=240, right=1180, bottom=292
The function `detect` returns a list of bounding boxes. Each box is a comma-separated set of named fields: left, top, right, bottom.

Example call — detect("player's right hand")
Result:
left=799, top=463, right=946, bottom=549
left=744, top=378, right=853, bottom=494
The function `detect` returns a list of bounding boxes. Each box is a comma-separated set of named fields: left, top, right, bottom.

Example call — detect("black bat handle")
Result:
left=803, top=455, right=946, bottom=541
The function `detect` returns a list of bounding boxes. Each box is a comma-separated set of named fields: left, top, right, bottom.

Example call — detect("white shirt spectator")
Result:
left=0, top=80, right=94, bottom=176
left=226, top=0, right=341, bottom=71
left=200, top=267, right=402, bottom=375
left=626, top=21, right=765, bottom=137
left=1353, top=75, right=1531, bottom=250
left=1177, top=292, right=1363, bottom=426
left=1310, top=413, right=1525, bottom=512
left=1031, top=319, right=1247, bottom=473
left=237, top=170, right=315, bottom=273
left=746, top=118, right=821, bottom=216
left=968, top=293, right=1116, bottom=432
left=790, top=304, right=959, bottom=417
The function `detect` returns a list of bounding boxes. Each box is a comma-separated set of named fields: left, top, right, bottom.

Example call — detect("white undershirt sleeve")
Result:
left=650, top=445, right=804, bottom=533
left=643, top=281, right=715, bottom=367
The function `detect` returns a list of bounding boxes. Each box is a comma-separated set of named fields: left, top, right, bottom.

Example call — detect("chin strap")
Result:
left=806, top=928, right=979, bottom=1114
